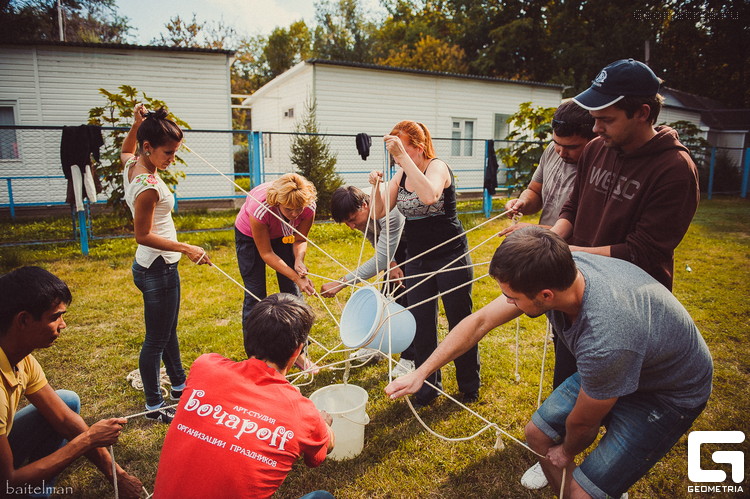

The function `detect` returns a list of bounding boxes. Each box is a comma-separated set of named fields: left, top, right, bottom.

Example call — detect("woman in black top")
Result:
left=369, top=120, right=479, bottom=406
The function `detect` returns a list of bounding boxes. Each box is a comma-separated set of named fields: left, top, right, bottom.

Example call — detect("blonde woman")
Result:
left=234, top=173, right=318, bottom=370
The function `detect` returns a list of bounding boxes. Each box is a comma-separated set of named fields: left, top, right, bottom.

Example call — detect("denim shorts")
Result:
left=531, top=373, right=706, bottom=498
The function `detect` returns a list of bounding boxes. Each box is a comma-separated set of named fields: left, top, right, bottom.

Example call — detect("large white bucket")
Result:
left=309, top=384, right=369, bottom=461
left=339, top=286, right=416, bottom=354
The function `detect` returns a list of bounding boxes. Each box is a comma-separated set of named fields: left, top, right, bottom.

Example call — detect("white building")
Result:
left=245, top=59, right=564, bottom=191
left=0, top=41, right=235, bottom=211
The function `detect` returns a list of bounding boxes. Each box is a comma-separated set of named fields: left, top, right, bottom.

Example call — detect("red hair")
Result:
left=390, top=121, right=436, bottom=159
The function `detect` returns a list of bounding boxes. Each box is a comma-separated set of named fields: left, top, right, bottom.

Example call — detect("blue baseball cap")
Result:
left=573, top=59, right=661, bottom=111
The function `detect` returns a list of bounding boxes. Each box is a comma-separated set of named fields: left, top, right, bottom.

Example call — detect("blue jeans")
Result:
left=235, top=227, right=300, bottom=327
left=298, top=492, right=334, bottom=499
left=8, top=390, right=80, bottom=498
left=132, top=257, right=186, bottom=408
left=532, top=373, right=706, bottom=498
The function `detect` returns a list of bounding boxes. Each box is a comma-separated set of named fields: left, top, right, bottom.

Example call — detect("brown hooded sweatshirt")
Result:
left=559, top=126, right=699, bottom=290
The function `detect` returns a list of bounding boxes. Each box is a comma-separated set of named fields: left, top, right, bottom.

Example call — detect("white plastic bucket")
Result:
left=309, top=384, right=369, bottom=461
left=339, top=286, right=416, bottom=354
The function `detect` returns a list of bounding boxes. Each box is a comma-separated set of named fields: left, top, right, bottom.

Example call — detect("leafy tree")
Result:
left=497, top=102, right=556, bottom=191
left=313, top=0, right=376, bottom=62
left=264, top=21, right=313, bottom=78
left=289, top=98, right=342, bottom=218
left=376, top=34, right=468, bottom=73
left=87, top=85, right=189, bottom=216
left=0, top=0, right=132, bottom=43
left=152, top=14, right=237, bottom=50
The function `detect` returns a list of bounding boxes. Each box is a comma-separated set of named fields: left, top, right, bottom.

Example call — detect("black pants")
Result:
left=235, top=228, right=300, bottom=327
left=405, top=251, right=479, bottom=402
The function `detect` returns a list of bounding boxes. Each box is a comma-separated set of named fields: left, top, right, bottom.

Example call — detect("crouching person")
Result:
left=154, top=293, right=335, bottom=499
left=0, top=266, right=142, bottom=498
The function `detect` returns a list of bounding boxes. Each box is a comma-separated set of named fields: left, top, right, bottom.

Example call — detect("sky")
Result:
left=116, top=0, right=386, bottom=45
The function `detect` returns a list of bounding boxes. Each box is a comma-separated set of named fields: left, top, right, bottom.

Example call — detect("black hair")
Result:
left=243, top=293, right=315, bottom=367
left=489, top=227, right=577, bottom=298
left=0, top=266, right=72, bottom=335
left=136, top=107, right=183, bottom=149
left=551, top=100, right=596, bottom=140
left=330, top=186, right=369, bottom=223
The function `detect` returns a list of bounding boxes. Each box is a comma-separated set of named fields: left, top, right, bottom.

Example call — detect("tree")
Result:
left=376, top=34, right=468, bottom=73
left=313, top=0, right=376, bottom=62
left=289, top=98, right=342, bottom=219
left=87, top=85, right=189, bottom=216
left=497, top=102, right=556, bottom=191
left=152, top=14, right=236, bottom=50
left=0, top=0, right=132, bottom=43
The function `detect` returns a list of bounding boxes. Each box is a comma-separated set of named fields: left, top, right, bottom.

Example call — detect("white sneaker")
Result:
left=389, top=359, right=415, bottom=377
left=520, top=462, right=548, bottom=489
left=349, top=348, right=381, bottom=363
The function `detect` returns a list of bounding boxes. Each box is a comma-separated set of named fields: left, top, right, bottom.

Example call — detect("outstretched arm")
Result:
left=0, top=385, right=142, bottom=498
left=385, top=297, right=523, bottom=399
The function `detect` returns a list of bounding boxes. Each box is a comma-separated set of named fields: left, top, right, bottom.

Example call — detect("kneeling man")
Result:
left=386, top=227, right=712, bottom=498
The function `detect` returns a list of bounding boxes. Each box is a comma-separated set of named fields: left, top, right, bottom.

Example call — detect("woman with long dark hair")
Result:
left=121, top=104, right=211, bottom=423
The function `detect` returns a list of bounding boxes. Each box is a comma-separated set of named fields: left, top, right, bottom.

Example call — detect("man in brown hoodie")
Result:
left=551, top=58, right=700, bottom=291
left=521, top=59, right=700, bottom=492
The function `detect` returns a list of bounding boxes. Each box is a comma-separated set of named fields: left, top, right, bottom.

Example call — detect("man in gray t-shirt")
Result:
left=505, top=100, right=596, bottom=227
left=385, top=227, right=712, bottom=498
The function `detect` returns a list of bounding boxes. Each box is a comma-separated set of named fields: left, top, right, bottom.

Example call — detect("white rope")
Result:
left=537, top=320, right=552, bottom=408
left=183, top=144, right=357, bottom=280
left=110, top=445, right=118, bottom=499
left=514, top=318, right=521, bottom=383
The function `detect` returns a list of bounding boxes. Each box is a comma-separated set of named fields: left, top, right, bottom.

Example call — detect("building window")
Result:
left=284, top=108, right=294, bottom=118
left=451, top=119, right=474, bottom=156
left=494, top=113, right=511, bottom=142
left=0, top=106, right=19, bottom=160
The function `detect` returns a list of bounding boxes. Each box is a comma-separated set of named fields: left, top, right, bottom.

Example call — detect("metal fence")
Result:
left=1, top=124, right=749, bottom=254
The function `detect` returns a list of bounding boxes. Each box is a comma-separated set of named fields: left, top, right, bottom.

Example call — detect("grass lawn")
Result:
left=1, top=197, right=748, bottom=498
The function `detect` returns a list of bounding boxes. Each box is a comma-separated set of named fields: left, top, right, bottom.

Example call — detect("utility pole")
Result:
left=644, top=39, right=650, bottom=66
left=57, top=0, right=64, bottom=41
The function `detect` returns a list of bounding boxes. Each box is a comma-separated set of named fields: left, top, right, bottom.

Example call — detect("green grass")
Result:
left=2, top=197, right=749, bottom=498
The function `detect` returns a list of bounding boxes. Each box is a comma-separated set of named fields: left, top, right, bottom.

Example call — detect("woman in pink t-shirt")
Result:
left=234, top=173, right=318, bottom=370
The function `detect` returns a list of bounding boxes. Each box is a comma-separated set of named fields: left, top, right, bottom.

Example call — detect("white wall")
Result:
left=251, top=62, right=562, bottom=192
left=0, top=44, right=234, bottom=207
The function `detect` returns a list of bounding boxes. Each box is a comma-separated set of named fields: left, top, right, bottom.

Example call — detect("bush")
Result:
left=88, top=85, right=189, bottom=216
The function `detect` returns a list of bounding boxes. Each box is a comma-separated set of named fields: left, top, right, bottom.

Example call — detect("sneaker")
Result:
left=145, top=405, right=176, bottom=424
left=349, top=348, right=381, bottom=363
left=520, top=462, right=548, bottom=490
left=460, top=390, right=479, bottom=404
left=389, top=359, right=415, bottom=377
left=170, top=388, right=182, bottom=401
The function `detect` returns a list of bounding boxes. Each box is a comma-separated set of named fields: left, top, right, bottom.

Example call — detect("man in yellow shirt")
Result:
left=0, top=266, right=142, bottom=498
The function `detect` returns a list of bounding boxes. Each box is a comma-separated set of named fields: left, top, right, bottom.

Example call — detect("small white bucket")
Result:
left=339, top=286, right=416, bottom=354
left=309, top=384, right=369, bottom=461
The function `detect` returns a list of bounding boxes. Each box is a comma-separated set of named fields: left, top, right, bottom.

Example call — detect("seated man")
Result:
left=386, top=227, right=712, bottom=499
left=323, top=185, right=414, bottom=375
left=0, top=266, right=142, bottom=498
left=154, top=293, right=335, bottom=499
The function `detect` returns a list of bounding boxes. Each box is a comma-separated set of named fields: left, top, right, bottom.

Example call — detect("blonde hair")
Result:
left=390, top=121, right=436, bottom=159
left=266, top=173, right=317, bottom=209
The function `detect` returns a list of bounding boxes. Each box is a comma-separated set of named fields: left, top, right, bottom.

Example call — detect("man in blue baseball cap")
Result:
left=549, top=58, right=699, bottom=291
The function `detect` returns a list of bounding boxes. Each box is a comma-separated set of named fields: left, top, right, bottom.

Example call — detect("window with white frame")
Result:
left=493, top=113, right=511, bottom=142
left=0, top=105, right=19, bottom=160
left=451, top=119, right=474, bottom=156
